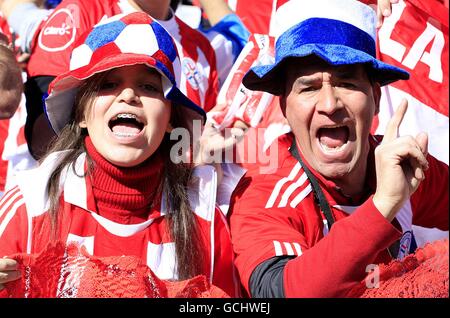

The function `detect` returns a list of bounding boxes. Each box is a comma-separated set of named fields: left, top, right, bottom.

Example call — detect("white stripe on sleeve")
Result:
left=273, top=240, right=283, bottom=256
left=283, top=242, right=295, bottom=256
left=293, top=242, right=302, bottom=256
left=0, top=198, right=25, bottom=238
left=0, top=188, right=21, bottom=218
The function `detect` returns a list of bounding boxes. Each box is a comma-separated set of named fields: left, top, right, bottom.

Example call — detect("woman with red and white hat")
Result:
left=0, top=12, right=240, bottom=298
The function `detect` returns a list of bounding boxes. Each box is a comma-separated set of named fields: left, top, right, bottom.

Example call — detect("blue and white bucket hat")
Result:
left=243, top=0, right=410, bottom=95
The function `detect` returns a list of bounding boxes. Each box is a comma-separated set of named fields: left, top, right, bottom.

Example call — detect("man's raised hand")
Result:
left=373, top=99, right=429, bottom=221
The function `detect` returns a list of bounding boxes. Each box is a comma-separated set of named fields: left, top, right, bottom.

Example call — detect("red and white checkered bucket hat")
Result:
left=45, top=12, right=206, bottom=134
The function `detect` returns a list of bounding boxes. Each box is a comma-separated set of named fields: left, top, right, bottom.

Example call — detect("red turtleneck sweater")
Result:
left=85, top=136, right=164, bottom=224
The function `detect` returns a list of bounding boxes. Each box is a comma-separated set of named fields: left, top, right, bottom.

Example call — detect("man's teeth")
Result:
left=323, top=124, right=345, bottom=128
left=320, top=142, right=348, bottom=152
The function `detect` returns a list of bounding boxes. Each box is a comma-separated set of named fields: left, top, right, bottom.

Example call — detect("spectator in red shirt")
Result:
left=228, top=0, right=448, bottom=297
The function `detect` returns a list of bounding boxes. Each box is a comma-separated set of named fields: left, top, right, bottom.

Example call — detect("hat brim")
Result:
left=242, top=44, right=410, bottom=95
left=45, top=53, right=206, bottom=134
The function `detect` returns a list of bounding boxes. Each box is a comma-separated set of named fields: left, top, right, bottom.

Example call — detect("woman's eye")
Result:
left=99, top=82, right=117, bottom=90
left=141, top=83, right=160, bottom=92
left=143, top=84, right=156, bottom=91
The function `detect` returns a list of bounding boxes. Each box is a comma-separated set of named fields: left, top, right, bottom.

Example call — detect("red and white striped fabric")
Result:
left=0, top=152, right=239, bottom=297
left=26, top=0, right=221, bottom=111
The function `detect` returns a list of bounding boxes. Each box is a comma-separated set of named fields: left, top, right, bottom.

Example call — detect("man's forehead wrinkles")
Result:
left=294, top=74, right=322, bottom=85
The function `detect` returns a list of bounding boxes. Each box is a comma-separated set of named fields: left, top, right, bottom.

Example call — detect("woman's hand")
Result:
left=0, top=258, right=21, bottom=290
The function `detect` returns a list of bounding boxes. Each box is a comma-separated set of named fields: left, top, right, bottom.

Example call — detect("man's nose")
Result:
left=118, top=87, right=141, bottom=105
left=316, top=85, right=342, bottom=115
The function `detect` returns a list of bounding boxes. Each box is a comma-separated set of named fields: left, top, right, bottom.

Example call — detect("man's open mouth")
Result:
left=317, top=124, right=350, bottom=152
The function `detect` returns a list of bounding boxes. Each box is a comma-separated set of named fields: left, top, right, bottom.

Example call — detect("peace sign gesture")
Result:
left=372, top=99, right=429, bottom=221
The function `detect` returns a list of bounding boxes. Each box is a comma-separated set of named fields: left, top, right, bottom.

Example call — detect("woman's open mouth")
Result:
left=108, top=113, right=144, bottom=138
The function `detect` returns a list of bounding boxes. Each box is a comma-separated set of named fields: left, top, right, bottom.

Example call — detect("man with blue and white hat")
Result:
left=228, top=0, right=448, bottom=297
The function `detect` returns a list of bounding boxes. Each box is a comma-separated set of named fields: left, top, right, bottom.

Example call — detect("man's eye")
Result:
left=338, top=82, right=356, bottom=89
left=301, top=86, right=319, bottom=92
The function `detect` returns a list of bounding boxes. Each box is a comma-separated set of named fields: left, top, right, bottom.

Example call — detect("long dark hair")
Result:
left=44, top=71, right=206, bottom=279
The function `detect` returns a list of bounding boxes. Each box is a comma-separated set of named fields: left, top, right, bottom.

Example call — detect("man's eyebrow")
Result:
left=333, top=67, right=360, bottom=79
left=293, top=75, right=321, bottom=86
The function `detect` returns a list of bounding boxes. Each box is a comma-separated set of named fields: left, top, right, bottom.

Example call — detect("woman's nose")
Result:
left=117, top=87, right=141, bottom=105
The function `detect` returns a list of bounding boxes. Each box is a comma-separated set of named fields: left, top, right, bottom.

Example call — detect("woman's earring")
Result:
left=79, top=120, right=87, bottom=128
